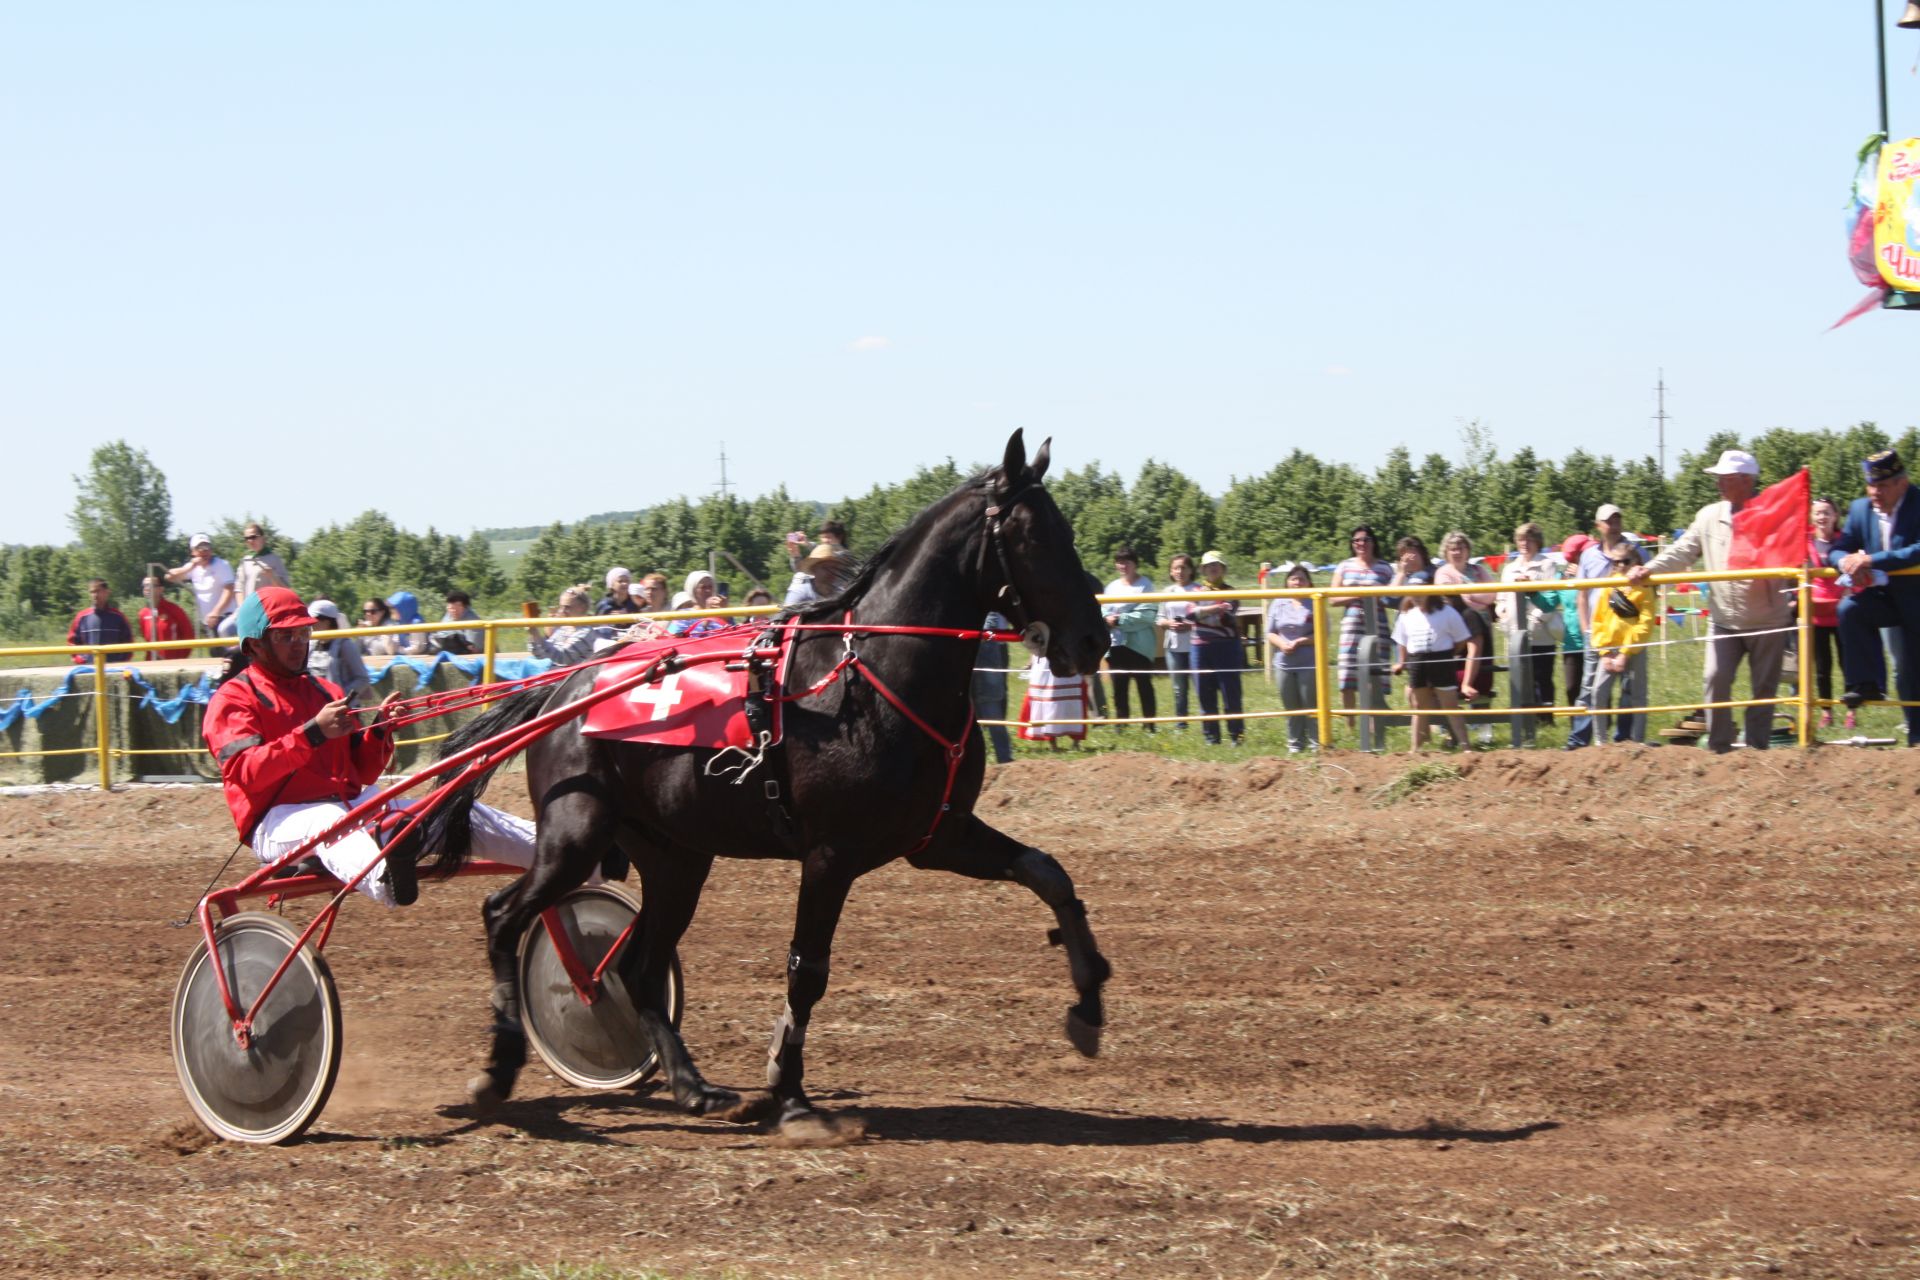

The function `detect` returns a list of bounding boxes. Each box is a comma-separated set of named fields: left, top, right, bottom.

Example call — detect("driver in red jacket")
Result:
left=203, top=586, right=536, bottom=906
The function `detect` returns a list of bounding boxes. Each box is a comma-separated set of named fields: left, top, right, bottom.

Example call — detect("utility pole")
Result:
left=715, top=442, right=733, bottom=499
left=1652, top=370, right=1670, bottom=475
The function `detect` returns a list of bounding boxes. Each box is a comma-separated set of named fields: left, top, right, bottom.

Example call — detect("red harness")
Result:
left=369, top=615, right=1022, bottom=857
left=763, top=614, right=998, bottom=854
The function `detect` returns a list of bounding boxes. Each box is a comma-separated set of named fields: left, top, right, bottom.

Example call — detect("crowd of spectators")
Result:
left=40, top=446, right=1920, bottom=761
left=1038, top=443, right=1920, bottom=757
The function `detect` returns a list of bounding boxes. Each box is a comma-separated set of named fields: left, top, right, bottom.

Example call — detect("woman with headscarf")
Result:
left=597, top=567, right=637, bottom=616
left=667, top=569, right=729, bottom=638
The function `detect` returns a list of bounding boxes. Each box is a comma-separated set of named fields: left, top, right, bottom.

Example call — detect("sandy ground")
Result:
left=0, top=747, right=1916, bottom=1278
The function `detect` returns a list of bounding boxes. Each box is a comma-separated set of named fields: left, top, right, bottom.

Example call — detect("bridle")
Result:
left=977, top=476, right=1042, bottom=626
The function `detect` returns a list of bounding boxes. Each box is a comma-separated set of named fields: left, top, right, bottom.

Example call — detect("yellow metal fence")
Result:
left=0, top=569, right=1899, bottom=789
left=0, top=605, right=769, bottom=789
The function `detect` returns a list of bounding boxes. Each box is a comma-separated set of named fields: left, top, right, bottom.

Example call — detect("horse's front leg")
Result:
left=760, top=854, right=863, bottom=1144
left=910, top=815, right=1112, bottom=1056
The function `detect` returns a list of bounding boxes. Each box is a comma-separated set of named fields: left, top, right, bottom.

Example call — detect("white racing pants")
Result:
left=251, top=782, right=538, bottom=908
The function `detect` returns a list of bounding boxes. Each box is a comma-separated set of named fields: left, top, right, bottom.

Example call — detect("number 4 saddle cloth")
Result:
left=579, top=623, right=788, bottom=750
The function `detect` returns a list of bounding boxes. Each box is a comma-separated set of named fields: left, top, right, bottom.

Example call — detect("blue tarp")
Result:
left=0, top=665, right=218, bottom=732
left=0, top=652, right=556, bottom=734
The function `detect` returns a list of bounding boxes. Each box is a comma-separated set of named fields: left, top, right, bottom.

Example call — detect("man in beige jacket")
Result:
left=1629, top=449, right=1792, bottom=753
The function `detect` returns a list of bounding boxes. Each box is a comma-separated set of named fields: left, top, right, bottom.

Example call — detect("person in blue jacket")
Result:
left=1830, top=448, right=1920, bottom=744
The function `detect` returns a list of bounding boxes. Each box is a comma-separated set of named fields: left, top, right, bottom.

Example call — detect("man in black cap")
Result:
left=1829, top=448, right=1920, bottom=743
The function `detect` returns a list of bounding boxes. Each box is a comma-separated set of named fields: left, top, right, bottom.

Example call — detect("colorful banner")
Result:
left=1874, top=138, right=1920, bottom=292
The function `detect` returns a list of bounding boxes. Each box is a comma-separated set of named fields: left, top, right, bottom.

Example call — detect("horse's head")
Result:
left=982, top=430, right=1107, bottom=678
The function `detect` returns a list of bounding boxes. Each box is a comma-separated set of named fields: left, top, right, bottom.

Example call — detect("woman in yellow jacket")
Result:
left=1586, top=543, right=1656, bottom=745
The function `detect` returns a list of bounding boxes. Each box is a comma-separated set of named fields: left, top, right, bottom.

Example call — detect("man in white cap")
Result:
left=164, top=533, right=237, bottom=637
left=1629, top=448, right=1791, bottom=752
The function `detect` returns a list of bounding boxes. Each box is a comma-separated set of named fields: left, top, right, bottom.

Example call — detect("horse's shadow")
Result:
left=838, top=1099, right=1557, bottom=1147
left=430, top=1088, right=1559, bottom=1149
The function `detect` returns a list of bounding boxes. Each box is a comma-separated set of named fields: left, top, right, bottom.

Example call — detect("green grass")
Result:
left=997, top=623, right=1910, bottom=759
left=1371, top=760, right=1464, bottom=804
left=490, top=538, right=538, bottom=565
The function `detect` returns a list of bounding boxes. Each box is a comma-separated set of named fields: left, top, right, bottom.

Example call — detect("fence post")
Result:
left=1354, top=597, right=1385, bottom=752
left=93, top=651, right=111, bottom=790
left=1797, top=568, right=1814, bottom=748
left=1506, top=584, right=1535, bottom=747
left=1507, top=632, right=1536, bottom=746
left=1313, top=586, right=1333, bottom=746
left=483, top=621, right=498, bottom=686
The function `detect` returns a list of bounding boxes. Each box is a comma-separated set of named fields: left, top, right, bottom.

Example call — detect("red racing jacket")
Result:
left=202, top=663, right=393, bottom=842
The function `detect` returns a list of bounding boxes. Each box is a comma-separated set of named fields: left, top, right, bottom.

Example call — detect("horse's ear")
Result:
left=1000, top=429, right=1028, bottom=487
left=1032, top=437, right=1051, bottom=481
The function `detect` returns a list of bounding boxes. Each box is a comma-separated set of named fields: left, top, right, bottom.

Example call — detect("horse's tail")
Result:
left=415, top=679, right=555, bottom=876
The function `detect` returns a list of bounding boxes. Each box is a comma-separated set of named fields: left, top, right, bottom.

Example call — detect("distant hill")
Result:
left=476, top=509, right=649, bottom=542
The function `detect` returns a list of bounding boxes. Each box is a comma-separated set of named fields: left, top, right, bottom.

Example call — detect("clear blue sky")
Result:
left=5, top=3, right=1919, bottom=544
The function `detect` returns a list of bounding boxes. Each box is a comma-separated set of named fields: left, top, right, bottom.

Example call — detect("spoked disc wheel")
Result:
left=172, top=912, right=342, bottom=1145
left=519, top=883, right=682, bottom=1090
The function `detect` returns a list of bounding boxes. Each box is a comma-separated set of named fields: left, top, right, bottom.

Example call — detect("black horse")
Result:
left=422, top=431, right=1112, bottom=1142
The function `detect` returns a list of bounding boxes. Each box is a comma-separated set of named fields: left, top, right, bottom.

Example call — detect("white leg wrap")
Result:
left=765, top=1003, right=804, bottom=1086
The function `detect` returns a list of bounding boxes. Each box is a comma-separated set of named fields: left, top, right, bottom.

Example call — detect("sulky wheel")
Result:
left=519, top=882, right=682, bottom=1091
left=172, top=912, right=342, bottom=1145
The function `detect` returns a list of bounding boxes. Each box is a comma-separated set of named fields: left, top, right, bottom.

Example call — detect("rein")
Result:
left=369, top=481, right=1047, bottom=856
left=362, top=621, right=1024, bottom=734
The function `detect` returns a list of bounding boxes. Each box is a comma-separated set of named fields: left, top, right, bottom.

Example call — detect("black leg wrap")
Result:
left=786, top=949, right=830, bottom=1009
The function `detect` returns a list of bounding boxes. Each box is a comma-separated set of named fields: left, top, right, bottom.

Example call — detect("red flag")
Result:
left=1728, top=467, right=1811, bottom=570
left=1483, top=552, right=1508, bottom=574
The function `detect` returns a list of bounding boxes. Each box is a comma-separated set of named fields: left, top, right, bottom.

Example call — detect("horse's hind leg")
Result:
left=909, top=815, right=1112, bottom=1056
left=468, top=789, right=611, bottom=1111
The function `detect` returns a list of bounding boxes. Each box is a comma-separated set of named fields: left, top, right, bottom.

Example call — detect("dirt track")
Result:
left=1, top=748, right=1917, bottom=1278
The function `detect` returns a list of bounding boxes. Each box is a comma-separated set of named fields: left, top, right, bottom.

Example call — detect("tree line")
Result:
left=4, top=421, right=1911, bottom=639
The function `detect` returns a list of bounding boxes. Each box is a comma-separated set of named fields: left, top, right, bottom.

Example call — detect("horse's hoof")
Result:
left=1065, top=1007, right=1103, bottom=1058
left=773, top=1108, right=865, bottom=1148
left=466, top=1071, right=508, bottom=1114
left=704, top=1089, right=777, bottom=1125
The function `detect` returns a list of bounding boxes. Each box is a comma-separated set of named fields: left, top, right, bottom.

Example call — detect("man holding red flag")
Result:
left=1829, top=448, right=1920, bottom=745
left=1629, top=449, right=1798, bottom=753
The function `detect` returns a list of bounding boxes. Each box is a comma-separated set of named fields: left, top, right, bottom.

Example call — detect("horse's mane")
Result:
left=787, top=468, right=997, bottom=624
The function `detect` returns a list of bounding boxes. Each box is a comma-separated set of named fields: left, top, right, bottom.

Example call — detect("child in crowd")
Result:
left=1585, top=544, right=1655, bottom=744
left=1018, top=654, right=1089, bottom=749
left=1391, top=586, right=1476, bottom=752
